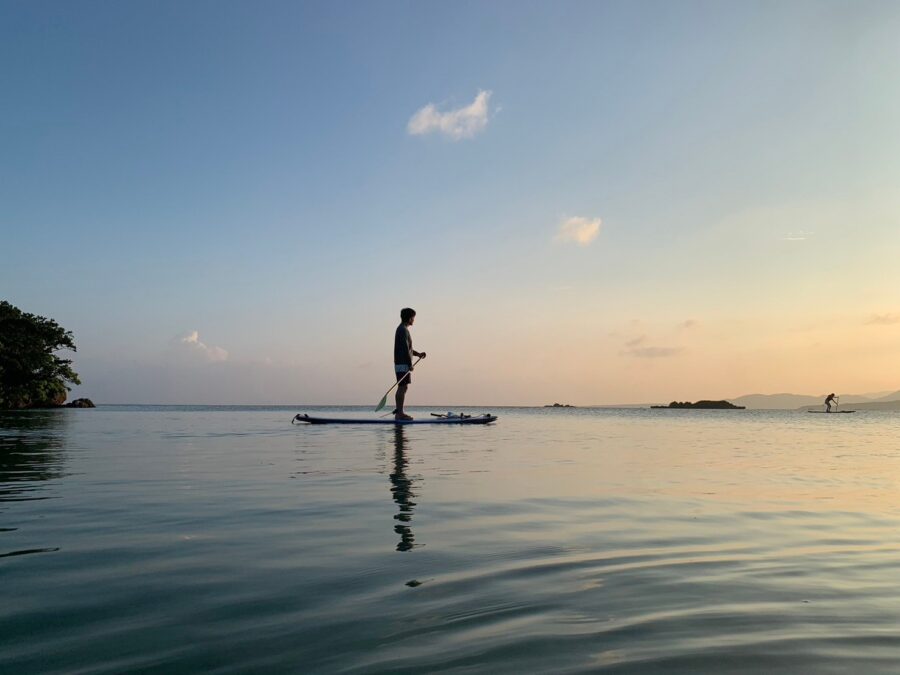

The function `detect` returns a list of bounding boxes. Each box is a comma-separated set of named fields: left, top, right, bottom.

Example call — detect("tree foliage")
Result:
left=0, top=301, right=81, bottom=409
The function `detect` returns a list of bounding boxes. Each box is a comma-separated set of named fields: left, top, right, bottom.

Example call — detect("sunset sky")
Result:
left=2, top=1, right=899, bottom=405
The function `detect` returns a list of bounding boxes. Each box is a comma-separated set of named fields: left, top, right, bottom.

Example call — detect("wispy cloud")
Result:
left=865, top=313, right=900, bottom=326
left=783, top=230, right=813, bottom=241
left=679, top=319, right=699, bottom=329
left=555, top=216, right=602, bottom=247
left=176, top=330, right=228, bottom=362
left=620, top=332, right=682, bottom=358
left=624, top=346, right=683, bottom=358
left=407, top=90, right=493, bottom=140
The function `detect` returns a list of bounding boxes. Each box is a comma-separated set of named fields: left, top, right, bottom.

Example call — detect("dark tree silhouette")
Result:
left=0, top=301, right=80, bottom=409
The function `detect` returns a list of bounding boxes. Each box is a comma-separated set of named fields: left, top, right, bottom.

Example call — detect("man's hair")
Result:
left=400, top=307, right=416, bottom=323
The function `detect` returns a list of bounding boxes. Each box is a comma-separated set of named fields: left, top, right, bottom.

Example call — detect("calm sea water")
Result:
left=3, top=406, right=900, bottom=674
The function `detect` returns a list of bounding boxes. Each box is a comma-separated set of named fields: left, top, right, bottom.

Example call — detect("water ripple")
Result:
left=4, top=407, right=900, bottom=673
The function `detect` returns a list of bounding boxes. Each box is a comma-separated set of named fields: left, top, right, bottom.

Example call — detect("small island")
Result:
left=544, top=403, right=576, bottom=408
left=651, top=400, right=746, bottom=409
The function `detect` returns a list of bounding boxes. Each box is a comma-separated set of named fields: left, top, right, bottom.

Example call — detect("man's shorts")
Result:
left=395, top=367, right=411, bottom=386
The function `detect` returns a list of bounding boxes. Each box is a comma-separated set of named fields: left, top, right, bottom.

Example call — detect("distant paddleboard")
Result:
left=292, top=413, right=498, bottom=425
left=808, top=410, right=856, bottom=414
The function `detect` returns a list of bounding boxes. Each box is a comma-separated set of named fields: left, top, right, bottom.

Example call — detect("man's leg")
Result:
left=396, top=384, right=407, bottom=416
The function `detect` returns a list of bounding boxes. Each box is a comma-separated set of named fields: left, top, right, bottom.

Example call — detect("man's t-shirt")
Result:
left=394, top=324, right=413, bottom=371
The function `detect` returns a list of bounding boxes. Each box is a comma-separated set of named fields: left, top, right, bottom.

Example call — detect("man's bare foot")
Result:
left=395, top=413, right=414, bottom=421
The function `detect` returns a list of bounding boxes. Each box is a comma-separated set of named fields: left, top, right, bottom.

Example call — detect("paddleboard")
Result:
left=292, top=413, right=498, bottom=425
left=807, top=410, right=856, bottom=414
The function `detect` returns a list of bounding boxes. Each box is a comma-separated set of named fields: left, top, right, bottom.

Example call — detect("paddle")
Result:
left=375, top=356, right=422, bottom=412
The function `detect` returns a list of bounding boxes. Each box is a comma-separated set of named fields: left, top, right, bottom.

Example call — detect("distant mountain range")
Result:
left=727, top=391, right=900, bottom=410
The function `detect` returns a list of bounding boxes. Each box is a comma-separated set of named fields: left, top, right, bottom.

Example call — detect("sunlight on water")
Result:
left=3, top=407, right=900, bottom=673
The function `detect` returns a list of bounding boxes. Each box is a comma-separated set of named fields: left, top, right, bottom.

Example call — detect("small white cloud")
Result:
left=407, top=90, right=493, bottom=140
left=176, top=330, right=228, bottom=362
left=556, top=216, right=602, bottom=247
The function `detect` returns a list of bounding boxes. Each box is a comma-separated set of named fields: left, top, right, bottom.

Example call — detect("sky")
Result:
left=2, top=0, right=899, bottom=405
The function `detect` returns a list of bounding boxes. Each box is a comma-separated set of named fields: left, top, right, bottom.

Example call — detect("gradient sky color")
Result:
left=2, top=1, right=899, bottom=405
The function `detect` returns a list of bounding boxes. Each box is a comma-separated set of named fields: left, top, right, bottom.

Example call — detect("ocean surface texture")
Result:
left=2, top=406, right=900, bottom=674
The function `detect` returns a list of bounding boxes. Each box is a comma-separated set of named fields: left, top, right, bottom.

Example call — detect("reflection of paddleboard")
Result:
left=808, top=410, right=856, bottom=414
left=292, top=413, right=498, bottom=425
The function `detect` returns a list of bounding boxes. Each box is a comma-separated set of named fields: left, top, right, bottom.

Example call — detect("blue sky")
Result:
left=2, top=1, right=899, bottom=404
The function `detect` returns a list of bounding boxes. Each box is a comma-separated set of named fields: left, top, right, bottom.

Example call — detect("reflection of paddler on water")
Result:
left=390, top=426, right=418, bottom=552
left=824, top=393, right=837, bottom=412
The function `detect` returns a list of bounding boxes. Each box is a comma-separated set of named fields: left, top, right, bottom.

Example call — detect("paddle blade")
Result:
left=375, top=394, right=388, bottom=412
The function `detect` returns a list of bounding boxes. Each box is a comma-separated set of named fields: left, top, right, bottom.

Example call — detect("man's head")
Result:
left=401, top=307, right=416, bottom=325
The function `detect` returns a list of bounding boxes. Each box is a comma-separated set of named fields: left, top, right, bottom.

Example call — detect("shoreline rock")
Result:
left=64, top=398, right=96, bottom=408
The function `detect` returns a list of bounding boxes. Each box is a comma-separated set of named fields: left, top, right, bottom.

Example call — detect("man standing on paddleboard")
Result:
left=394, top=308, right=426, bottom=420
